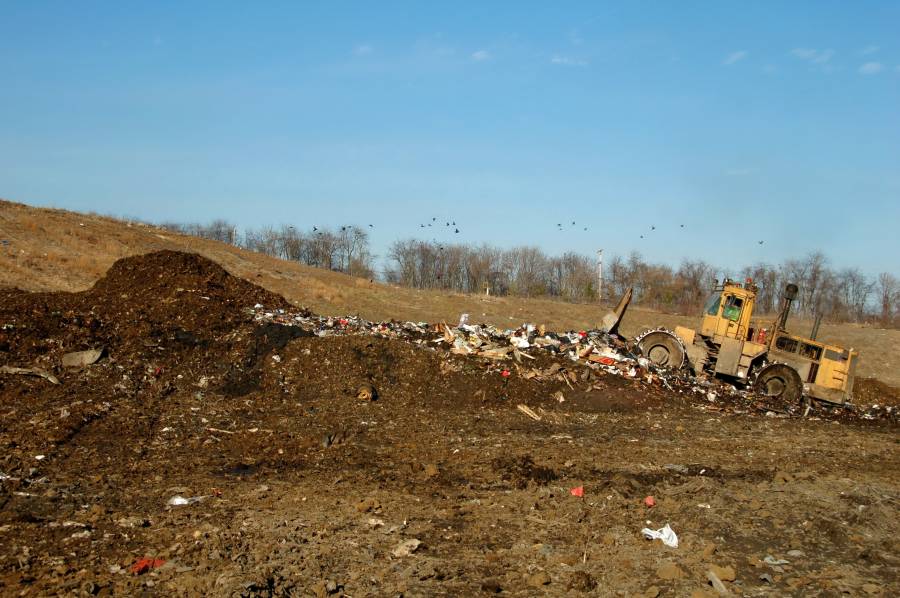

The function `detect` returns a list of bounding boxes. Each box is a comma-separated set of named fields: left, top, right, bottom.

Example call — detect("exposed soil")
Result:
left=1, top=251, right=898, bottom=596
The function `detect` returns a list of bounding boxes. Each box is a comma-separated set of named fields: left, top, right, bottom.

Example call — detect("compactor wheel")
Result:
left=754, top=363, right=803, bottom=404
left=636, top=330, right=686, bottom=369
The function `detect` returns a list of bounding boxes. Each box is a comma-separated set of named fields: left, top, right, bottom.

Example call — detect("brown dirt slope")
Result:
left=0, top=250, right=897, bottom=596
left=1, top=198, right=898, bottom=387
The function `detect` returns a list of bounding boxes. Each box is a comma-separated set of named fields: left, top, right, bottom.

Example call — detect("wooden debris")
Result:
left=516, top=404, right=542, bottom=421
left=0, top=365, right=60, bottom=385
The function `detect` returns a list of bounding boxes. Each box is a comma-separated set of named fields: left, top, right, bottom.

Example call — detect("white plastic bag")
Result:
left=641, top=523, right=678, bottom=548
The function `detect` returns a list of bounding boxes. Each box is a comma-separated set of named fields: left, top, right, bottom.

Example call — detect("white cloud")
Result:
left=860, top=45, right=879, bottom=56
left=791, top=47, right=834, bottom=64
left=723, top=50, right=748, bottom=65
left=550, top=55, right=588, bottom=67
left=471, top=50, right=490, bottom=62
left=354, top=44, right=373, bottom=56
left=859, top=61, right=883, bottom=75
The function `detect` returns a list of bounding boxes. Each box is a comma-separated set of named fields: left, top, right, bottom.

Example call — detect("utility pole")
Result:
left=596, top=249, right=603, bottom=305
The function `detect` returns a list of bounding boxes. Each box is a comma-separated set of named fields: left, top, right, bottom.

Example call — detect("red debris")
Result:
left=501, top=370, right=511, bottom=378
left=570, top=486, right=584, bottom=497
left=130, top=557, right=166, bottom=575
left=643, top=495, right=656, bottom=508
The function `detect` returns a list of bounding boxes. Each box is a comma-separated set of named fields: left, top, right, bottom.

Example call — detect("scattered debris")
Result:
left=516, top=404, right=542, bottom=421
left=0, top=365, right=60, bottom=384
left=61, top=347, right=105, bottom=367
left=167, top=495, right=208, bottom=506
left=129, top=557, right=166, bottom=575
left=641, top=524, right=678, bottom=548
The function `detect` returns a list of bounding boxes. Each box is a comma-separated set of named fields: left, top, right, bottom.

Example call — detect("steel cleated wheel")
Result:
left=635, top=329, right=686, bottom=369
left=754, top=363, right=803, bottom=404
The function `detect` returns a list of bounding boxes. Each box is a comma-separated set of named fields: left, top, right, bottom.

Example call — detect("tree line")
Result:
left=158, top=220, right=899, bottom=327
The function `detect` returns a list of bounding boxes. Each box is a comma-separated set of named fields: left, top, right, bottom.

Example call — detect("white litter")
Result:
left=167, top=495, right=208, bottom=506
left=641, top=523, right=679, bottom=548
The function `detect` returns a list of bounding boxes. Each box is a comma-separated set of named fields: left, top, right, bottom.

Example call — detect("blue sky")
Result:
left=1, top=1, right=898, bottom=274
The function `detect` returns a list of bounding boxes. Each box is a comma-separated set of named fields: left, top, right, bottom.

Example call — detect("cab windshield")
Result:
left=704, top=293, right=721, bottom=316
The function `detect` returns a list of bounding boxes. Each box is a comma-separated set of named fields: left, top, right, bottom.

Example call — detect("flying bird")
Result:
left=312, top=226, right=318, bottom=231
left=455, top=228, right=460, bottom=233
left=758, top=240, right=764, bottom=245
left=368, top=224, right=373, bottom=228
left=651, top=225, right=656, bottom=231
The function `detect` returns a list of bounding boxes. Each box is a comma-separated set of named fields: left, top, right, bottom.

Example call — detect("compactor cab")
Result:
left=700, top=280, right=759, bottom=342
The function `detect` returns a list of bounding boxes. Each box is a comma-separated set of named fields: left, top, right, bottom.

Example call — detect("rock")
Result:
left=656, top=561, right=684, bottom=580
left=424, top=463, right=439, bottom=478
left=392, top=539, right=423, bottom=558
left=862, top=583, right=881, bottom=595
left=709, top=564, right=736, bottom=582
left=356, top=497, right=381, bottom=513
left=356, top=383, right=377, bottom=401
left=643, top=585, right=660, bottom=598
left=759, top=573, right=774, bottom=584
left=527, top=571, right=551, bottom=587
left=786, top=549, right=805, bottom=558
left=61, top=348, right=105, bottom=368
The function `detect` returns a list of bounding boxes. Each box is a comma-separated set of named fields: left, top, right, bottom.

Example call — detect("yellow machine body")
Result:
left=686, top=280, right=857, bottom=403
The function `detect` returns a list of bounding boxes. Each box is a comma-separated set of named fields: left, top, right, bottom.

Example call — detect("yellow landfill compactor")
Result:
left=634, top=280, right=858, bottom=404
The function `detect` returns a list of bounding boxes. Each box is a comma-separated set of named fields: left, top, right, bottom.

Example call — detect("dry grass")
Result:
left=2, top=198, right=898, bottom=386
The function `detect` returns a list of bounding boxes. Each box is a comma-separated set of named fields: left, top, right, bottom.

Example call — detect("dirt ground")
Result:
left=1, top=251, right=898, bottom=597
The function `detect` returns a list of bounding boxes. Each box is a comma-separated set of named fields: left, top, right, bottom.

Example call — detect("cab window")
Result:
left=722, top=295, right=744, bottom=321
left=705, top=293, right=721, bottom=316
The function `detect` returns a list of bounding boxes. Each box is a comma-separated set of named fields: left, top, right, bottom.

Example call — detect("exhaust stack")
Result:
left=777, top=283, right=799, bottom=330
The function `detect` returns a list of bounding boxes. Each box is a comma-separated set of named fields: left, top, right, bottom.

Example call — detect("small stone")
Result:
left=424, top=463, right=439, bottom=478
left=392, top=538, right=423, bottom=557
left=356, top=497, right=381, bottom=513
left=759, top=573, right=774, bottom=584
left=527, top=571, right=551, bottom=587
left=643, top=585, right=660, bottom=598
left=786, top=549, right=805, bottom=558
left=656, top=561, right=684, bottom=580
left=862, top=583, right=881, bottom=595
left=709, top=564, right=736, bottom=582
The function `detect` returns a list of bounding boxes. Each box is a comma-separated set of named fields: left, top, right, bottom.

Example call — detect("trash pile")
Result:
left=246, top=305, right=881, bottom=420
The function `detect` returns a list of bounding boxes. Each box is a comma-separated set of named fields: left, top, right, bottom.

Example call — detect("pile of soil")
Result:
left=0, top=251, right=897, bottom=596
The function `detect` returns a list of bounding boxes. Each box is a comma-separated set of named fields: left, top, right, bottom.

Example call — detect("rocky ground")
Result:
left=1, top=251, right=897, bottom=596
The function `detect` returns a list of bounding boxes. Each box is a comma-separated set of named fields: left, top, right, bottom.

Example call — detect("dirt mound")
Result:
left=0, top=250, right=294, bottom=367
